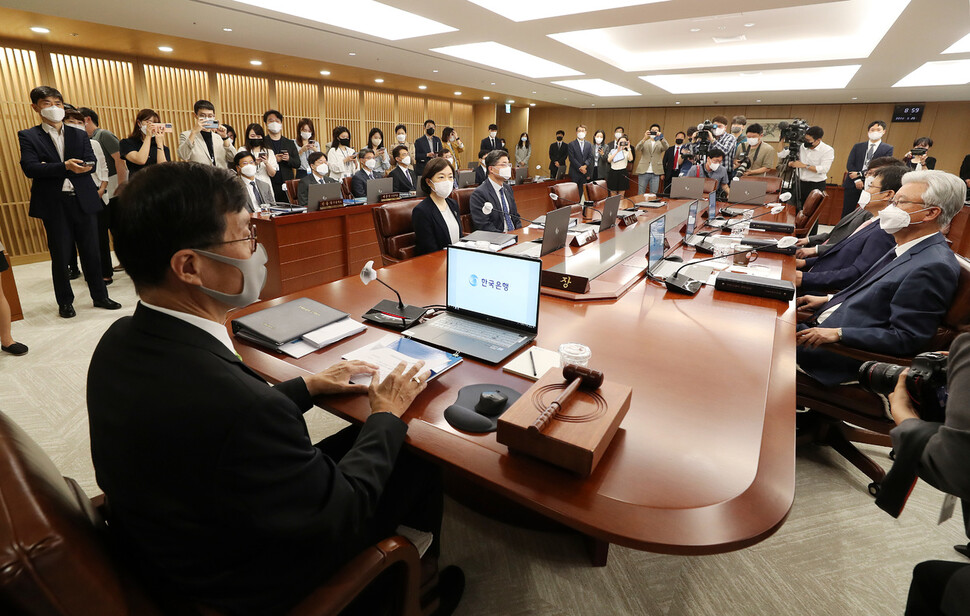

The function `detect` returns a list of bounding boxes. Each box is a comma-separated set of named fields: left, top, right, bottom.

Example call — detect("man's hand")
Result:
left=889, top=370, right=919, bottom=425
left=215, top=124, right=229, bottom=139
left=305, top=360, right=378, bottom=397
left=795, top=237, right=810, bottom=247
left=553, top=161, right=559, bottom=168
left=796, top=294, right=827, bottom=312
left=193, top=116, right=207, bottom=135
left=64, top=158, right=91, bottom=173
left=795, top=258, right=806, bottom=269
left=579, top=165, right=587, bottom=174
left=795, top=246, right=818, bottom=259
left=97, top=186, right=106, bottom=199
left=965, top=178, right=970, bottom=189
left=794, top=270, right=803, bottom=286
left=368, top=361, right=430, bottom=418
left=788, top=160, right=806, bottom=169
left=854, top=179, right=863, bottom=190
left=796, top=327, right=840, bottom=348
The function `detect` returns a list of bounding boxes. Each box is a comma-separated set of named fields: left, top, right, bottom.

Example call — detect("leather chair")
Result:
left=743, top=176, right=782, bottom=194
left=0, top=410, right=424, bottom=616
left=285, top=179, right=300, bottom=205
left=341, top=176, right=354, bottom=200
left=453, top=187, right=475, bottom=234
left=794, top=189, right=826, bottom=238
left=372, top=198, right=422, bottom=265
left=550, top=183, right=582, bottom=215
left=796, top=253, right=970, bottom=493
left=585, top=180, right=608, bottom=202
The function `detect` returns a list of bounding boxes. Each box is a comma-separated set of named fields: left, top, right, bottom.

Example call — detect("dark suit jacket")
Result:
left=87, top=304, right=408, bottom=614
left=806, top=207, right=871, bottom=253
left=351, top=169, right=384, bottom=198
left=800, top=222, right=896, bottom=293
left=479, top=136, right=506, bottom=153
left=19, top=124, right=100, bottom=218
left=548, top=141, right=568, bottom=174
left=412, top=197, right=462, bottom=256
left=842, top=141, right=893, bottom=188
left=662, top=145, right=679, bottom=182
left=265, top=136, right=301, bottom=181
left=567, top=139, right=593, bottom=182
left=414, top=135, right=442, bottom=174
left=297, top=173, right=337, bottom=207
left=907, top=157, right=936, bottom=170
left=238, top=177, right=275, bottom=212
left=389, top=166, right=418, bottom=193
left=469, top=180, right=521, bottom=232
left=474, top=164, right=488, bottom=185
left=797, top=233, right=959, bottom=385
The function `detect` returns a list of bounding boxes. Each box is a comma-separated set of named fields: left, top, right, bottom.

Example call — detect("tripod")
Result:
left=779, top=141, right=803, bottom=212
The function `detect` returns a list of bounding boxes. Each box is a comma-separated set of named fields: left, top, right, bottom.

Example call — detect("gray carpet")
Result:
left=2, top=256, right=965, bottom=615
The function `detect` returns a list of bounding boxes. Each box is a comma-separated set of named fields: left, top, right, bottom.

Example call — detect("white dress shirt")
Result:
left=242, top=175, right=264, bottom=212
left=140, top=301, right=237, bottom=355
left=42, top=122, right=76, bottom=191
left=798, top=141, right=835, bottom=182
left=441, top=204, right=461, bottom=243
left=90, top=139, right=110, bottom=204
left=488, top=177, right=511, bottom=232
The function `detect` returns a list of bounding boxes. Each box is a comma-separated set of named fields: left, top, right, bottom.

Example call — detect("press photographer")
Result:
left=733, top=123, right=778, bottom=181
left=786, top=125, right=833, bottom=210
left=683, top=147, right=730, bottom=199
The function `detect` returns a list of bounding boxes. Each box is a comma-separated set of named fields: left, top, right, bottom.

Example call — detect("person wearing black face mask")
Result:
left=662, top=131, right=687, bottom=194
left=326, top=125, right=358, bottom=182
left=787, top=125, right=834, bottom=209
left=414, top=118, right=442, bottom=177
left=549, top=130, right=567, bottom=177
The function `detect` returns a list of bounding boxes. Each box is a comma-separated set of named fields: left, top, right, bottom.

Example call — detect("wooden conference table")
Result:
left=230, top=197, right=797, bottom=565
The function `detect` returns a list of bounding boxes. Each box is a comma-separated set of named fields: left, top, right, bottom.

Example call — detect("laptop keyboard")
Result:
left=428, top=314, right=526, bottom=348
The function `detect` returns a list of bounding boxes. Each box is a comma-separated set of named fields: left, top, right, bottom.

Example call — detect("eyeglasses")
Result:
left=199, top=223, right=258, bottom=254
left=887, top=198, right=927, bottom=209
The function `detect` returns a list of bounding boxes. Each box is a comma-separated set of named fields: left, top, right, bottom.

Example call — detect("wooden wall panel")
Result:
left=396, top=94, right=425, bottom=141
left=427, top=99, right=451, bottom=127
left=363, top=90, right=395, bottom=149
left=276, top=79, right=319, bottom=139
left=216, top=72, right=269, bottom=149
left=143, top=64, right=209, bottom=151
left=50, top=52, right=137, bottom=146
left=322, top=84, right=361, bottom=149
left=0, top=47, right=45, bottom=259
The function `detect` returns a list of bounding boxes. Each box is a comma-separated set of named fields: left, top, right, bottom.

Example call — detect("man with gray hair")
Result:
left=794, top=170, right=963, bottom=385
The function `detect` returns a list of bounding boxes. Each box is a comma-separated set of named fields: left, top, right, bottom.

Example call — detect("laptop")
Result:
left=307, top=182, right=344, bottom=211
left=513, top=166, right=527, bottom=184
left=728, top=180, right=767, bottom=204
left=648, top=215, right=715, bottom=281
left=554, top=165, right=567, bottom=180
left=505, top=205, right=572, bottom=258
left=576, top=195, right=622, bottom=233
left=414, top=176, right=429, bottom=197
left=366, top=177, right=395, bottom=203
left=404, top=245, right=541, bottom=364
left=670, top=176, right=705, bottom=200
left=684, top=200, right=707, bottom=247
left=457, top=169, right=476, bottom=188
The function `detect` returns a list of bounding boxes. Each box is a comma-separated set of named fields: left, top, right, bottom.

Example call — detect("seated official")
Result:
left=233, top=151, right=274, bottom=213
left=351, top=148, right=384, bottom=199
left=389, top=145, right=418, bottom=194
left=795, top=156, right=904, bottom=258
left=795, top=170, right=964, bottom=386
left=684, top=148, right=730, bottom=197
left=469, top=150, right=521, bottom=233
left=888, top=332, right=970, bottom=614
left=413, top=158, right=462, bottom=256
left=795, top=165, right=905, bottom=293
left=473, top=149, right=488, bottom=185
left=89, top=162, right=462, bottom=615
left=297, top=151, right=337, bottom=207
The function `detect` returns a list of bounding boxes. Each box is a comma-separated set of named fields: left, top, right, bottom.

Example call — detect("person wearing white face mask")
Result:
left=568, top=124, right=593, bottom=190
left=233, top=151, right=274, bottom=213
left=842, top=120, right=894, bottom=218
left=708, top=115, right=737, bottom=176
left=412, top=157, right=463, bottom=255
left=684, top=147, right=730, bottom=198
left=515, top=132, right=531, bottom=169
left=441, top=126, right=464, bottom=169
left=295, top=118, right=320, bottom=177
left=479, top=123, right=505, bottom=154
left=238, top=122, right=278, bottom=192
left=261, top=109, right=301, bottom=202
left=470, top=151, right=521, bottom=232
left=795, top=170, right=964, bottom=386
left=296, top=151, right=337, bottom=207
left=367, top=127, right=392, bottom=175
left=389, top=145, right=418, bottom=194
left=120, top=108, right=171, bottom=176
left=634, top=123, right=668, bottom=194
left=734, top=123, right=777, bottom=178
left=350, top=148, right=385, bottom=199
left=393, top=123, right=415, bottom=171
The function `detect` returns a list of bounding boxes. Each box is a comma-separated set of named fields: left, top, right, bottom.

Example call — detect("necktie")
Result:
left=491, top=138, right=495, bottom=148
left=499, top=186, right=514, bottom=231
left=819, top=249, right=896, bottom=315
left=250, top=181, right=263, bottom=208
left=405, top=170, right=413, bottom=188
left=864, top=144, right=875, bottom=170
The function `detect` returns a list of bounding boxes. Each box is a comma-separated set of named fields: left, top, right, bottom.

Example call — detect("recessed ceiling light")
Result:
left=374, top=78, right=384, bottom=83
left=756, top=99, right=761, bottom=102
left=713, top=34, right=746, bottom=44
left=689, top=28, right=701, bottom=32
left=431, top=42, right=582, bottom=78
left=30, top=26, right=50, bottom=34
left=466, top=0, right=668, bottom=22
left=348, top=52, right=356, bottom=56
left=675, top=101, right=680, bottom=104
left=641, top=65, right=860, bottom=94
left=532, top=91, right=536, bottom=94
left=433, top=69, right=439, bottom=73
left=550, top=78, right=640, bottom=97
left=942, top=32, right=970, bottom=54
left=529, top=103, right=536, bottom=107
left=222, top=27, right=233, bottom=32
left=490, top=82, right=496, bottom=85
left=158, top=46, right=174, bottom=52
left=227, top=0, right=456, bottom=40
left=893, top=59, right=970, bottom=87
left=744, top=22, right=756, bottom=27
left=851, top=97, right=858, bottom=100
left=483, top=96, right=490, bottom=100
left=507, top=99, right=515, bottom=103
left=250, top=60, right=262, bottom=65
left=454, top=91, right=462, bottom=95
left=418, top=85, right=427, bottom=90
left=320, top=70, right=331, bottom=76
left=591, top=104, right=596, bottom=106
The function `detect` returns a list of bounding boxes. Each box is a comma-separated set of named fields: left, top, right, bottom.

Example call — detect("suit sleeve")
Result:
left=222, top=136, right=237, bottom=163
left=297, top=178, right=309, bottom=207
left=412, top=204, right=436, bottom=256
left=845, top=144, right=860, bottom=173
left=19, top=131, right=68, bottom=178
left=178, top=131, right=194, bottom=161
left=78, top=136, right=96, bottom=177
left=469, top=188, right=498, bottom=232
left=885, top=144, right=894, bottom=157
left=801, top=233, right=894, bottom=292
left=285, top=140, right=301, bottom=170
left=351, top=172, right=367, bottom=198
left=960, top=155, right=970, bottom=181
left=806, top=231, right=829, bottom=246
left=272, top=377, right=313, bottom=411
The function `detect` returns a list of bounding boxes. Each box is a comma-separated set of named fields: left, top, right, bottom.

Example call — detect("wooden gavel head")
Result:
left=562, top=364, right=604, bottom=390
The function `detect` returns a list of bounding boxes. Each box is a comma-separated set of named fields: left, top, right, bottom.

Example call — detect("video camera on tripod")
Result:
left=777, top=119, right=811, bottom=200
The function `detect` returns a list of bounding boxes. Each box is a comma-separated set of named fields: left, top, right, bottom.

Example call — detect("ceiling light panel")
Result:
left=228, top=0, right=456, bottom=41
left=641, top=65, right=861, bottom=94
left=465, top=0, right=670, bottom=22
left=942, top=32, right=970, bottom=54
left=551, top=78, right=641, bottom=96
left=430, top=42, right=582, bottom=78
left=548, top=0, right=909, bottom=72
left=893, top=60, right=970, bottom=87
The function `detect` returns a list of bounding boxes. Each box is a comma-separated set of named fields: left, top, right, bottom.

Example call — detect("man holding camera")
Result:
left=794, top=170, right=963, bottom=386
left=842, top=121, right=893, bottom=218
left=178, top=99, right=237, bottom=169
left=684, top=148, right=730, bottom=198
left=733, top=123, right=777, bottom=178
left=787, top=126, right=833, bottom=210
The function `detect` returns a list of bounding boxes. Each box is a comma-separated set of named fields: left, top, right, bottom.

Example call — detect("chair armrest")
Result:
left=821, top=342, right=914, bottom=366
left=286, top=536, right=422, bottom=616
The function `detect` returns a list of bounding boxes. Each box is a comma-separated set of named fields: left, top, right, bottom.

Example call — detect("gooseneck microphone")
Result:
left=665, top=236, right=798, bottom=295
left=359, top=260, right=426, bottom=330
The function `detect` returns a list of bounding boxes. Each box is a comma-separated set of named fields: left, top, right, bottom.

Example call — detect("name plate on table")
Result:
left=319, top=198, right=344, bottom=210
left=541, top=270, right=590, bottom=294
left=379, top=192, right=402, bottom=203
left=570, top=229, right=597, bottom=247
left=618, top=212, right=638, bottom=227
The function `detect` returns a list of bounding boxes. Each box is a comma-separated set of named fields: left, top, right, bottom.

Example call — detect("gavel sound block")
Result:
left=496, top=366, right=632, bottom=477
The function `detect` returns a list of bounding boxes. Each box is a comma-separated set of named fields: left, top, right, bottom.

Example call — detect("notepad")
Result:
left=342, top=334, right=462, bottom=385
left=502, top=346, right=561, bottom=381
left=277, top=318, right=367, bottom=359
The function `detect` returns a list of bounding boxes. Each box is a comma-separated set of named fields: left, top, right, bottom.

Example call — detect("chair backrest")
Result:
left=453, top=187, right=475, bottom=234
left=341, top=176, right=353, bottom=200
left=929, top=254, right=970, bottom=350
left=743, top=176, right=782, bottom=194
left=794, top=189, right=826, bottom=237
left=372, top=199, right=421, bottom=265
left=585, top=180, right=608, bottom=202
left=0, top=411, right=163, bottom=616
left=550, top=183, right=582, bottom=214
left=702, top=177, right=717, bottom=194
left=284, top=179, right=300, bottom=205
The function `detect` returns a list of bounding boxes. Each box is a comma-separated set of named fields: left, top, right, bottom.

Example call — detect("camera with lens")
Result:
left=910, top=147, right=928, bottom=157
left=858, top=352, right=949, bottom=422
left=733, top=154, right=751, bottom=181
left=778, top=119, right=809, bottom=145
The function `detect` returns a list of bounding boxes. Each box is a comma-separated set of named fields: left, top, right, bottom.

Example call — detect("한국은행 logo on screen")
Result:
left=469, top=274, right=478, bottom=287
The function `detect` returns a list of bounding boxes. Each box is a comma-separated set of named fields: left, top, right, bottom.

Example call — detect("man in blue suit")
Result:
left=473, top=149, right=489, bottom=185
left=414, top=119, right=442, bottom=177
left=18, top=86, right=120, bottom=318
left=796, top=170, right=964, bottom=386
left=796, top=164, right=905, bottom=293
left=841, top=120, right=893, bottom=217
left=469, top=151, right=521, bottom=233
left=350, top=148, right=384, bottom=199
left=567, top=124, right=593, bottom=190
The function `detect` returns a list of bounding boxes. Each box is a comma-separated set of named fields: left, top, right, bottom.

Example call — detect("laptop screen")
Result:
left=708, top=190, right=717, bottom=220
left=648, top=215, right=666, bottom=269
left=446, top=246, right=541, bottom=330
left=686, top=200, right=698, bottom=236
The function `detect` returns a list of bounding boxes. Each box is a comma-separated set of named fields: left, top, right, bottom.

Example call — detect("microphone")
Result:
left=359, top=260, right=426, bottom=330
left=689, top=193, right=791, bottom=250
left=665, top=236, right=798, bottom=295
left=719, top=203, right=787, bottom=229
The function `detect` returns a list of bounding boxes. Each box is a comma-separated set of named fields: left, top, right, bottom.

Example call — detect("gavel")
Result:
left=529, top=364, right=604, bottom=433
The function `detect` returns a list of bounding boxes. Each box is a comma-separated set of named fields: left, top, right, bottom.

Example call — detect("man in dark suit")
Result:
left=297, top=151, right=338, bottom=207
left=470, top=150, right=521, bottom=232
left=473, top=149, right=489, bottom=185
left=548, top=130, right=567, bottom=177
left=662, top=131, right=687, bottom=194
left=232, top=151, right=275, bottom=213
left=841, top=120, right=893, bottom=217
left=479, top=123, right=506, bottom=153
left=796, top=170, right=964, bottom=386
left=88, top=162, right=462, bottom=616
left=414, top=119, right=442, bottom=176
left=388, top=145, right=417, bottom=193
left=262, top=109, right=301, bottom=202
left=18, top=85, right=120, bottom=318
left=351, top=148, right=385, bottom=198
left=795, top=164, right=905, bottom=293
left=567, top=125, right=593, bottom=190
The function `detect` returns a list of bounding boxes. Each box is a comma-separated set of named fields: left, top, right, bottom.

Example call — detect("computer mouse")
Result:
left=474, top=391, right=508, bottom=416
left=665, top=255, right=684, bottom=263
